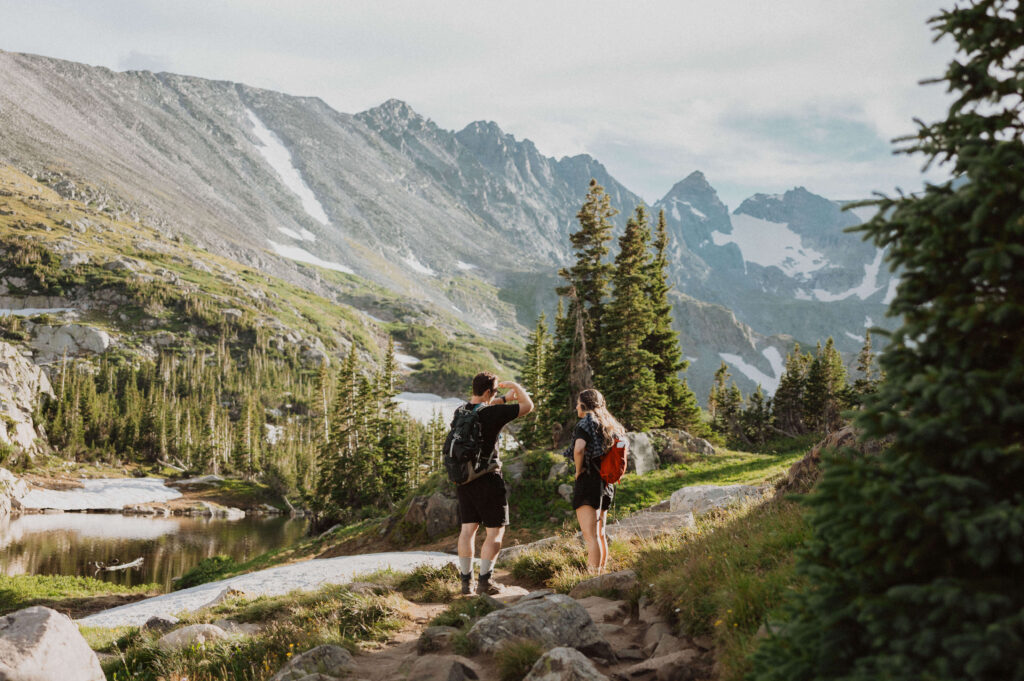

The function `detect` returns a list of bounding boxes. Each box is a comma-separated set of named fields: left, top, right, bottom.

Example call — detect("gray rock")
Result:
left=155, top=623, right=229, bottom=651
left=575, top=596, right=629, bottom=624
left=60, top=252, right=90, bottom=268
left=649, top=429, right=716, bottom=462
left=547, top=461, right=569, bottom=481
left=407, top=654, right=480, bottom=681
left=643, top=622, right=673, bottom=649
left=467, top=593, right=612, bottom=659
left=29, top=324, right=112, bottom=361
left=0, top=468, right=28, bottom=517
left=140, top=615, right=179, bottom=634
left=523, top=646, right=608, bottom=681
left=568, top=569, right=637, bottom=599
left=621, top=650, right=698, bottom=680
left=269, top=644, right=355, bottom=681
left=424, top=492, right=459, bottom=537
left=503, top=459, right=526, bottom=482
left=668, top=484, right=763, bottom=516
left=603, top=510, right=695, bottom=541
left=557, top=483, right=573, bottom=503
left=624, top=432, right=658, bottom=475
left=0, top=341, right=54, bottom=452
left=0, top=606, right=105, bottom=681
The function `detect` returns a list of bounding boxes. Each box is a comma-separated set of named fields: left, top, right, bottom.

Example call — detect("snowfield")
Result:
left=247, top=109, right=329, bottom=226
left=78, top=551, right=456, bottom=628
left=266, top=240, right=353, bottom=274
left=18, top=478, right=182, bottom=511
left=714, top=214, right=827, bottom=278
left=393, top=392, right=464, bottom=425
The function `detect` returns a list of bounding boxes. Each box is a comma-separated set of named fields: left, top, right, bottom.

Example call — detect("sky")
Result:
left=0, top=1, right=958, bottom=209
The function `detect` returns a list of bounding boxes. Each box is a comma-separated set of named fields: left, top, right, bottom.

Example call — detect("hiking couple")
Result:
left=450, top=371, right=624, bottom=595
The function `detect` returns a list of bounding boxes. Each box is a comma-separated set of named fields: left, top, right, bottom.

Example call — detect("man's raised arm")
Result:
left=498, top=381, right=534, bottom=417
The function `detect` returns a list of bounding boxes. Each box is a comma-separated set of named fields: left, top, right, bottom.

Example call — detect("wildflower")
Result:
left=714, top=619, right=723, bottom=627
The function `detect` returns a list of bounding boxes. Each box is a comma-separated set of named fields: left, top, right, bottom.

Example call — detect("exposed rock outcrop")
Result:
left=669, top=484, right=763, bottom=516
left=0, top=467, right=28, bottom=517
left=28, top=323, right=112, bottom=363
left=0, top=606, right=105, bottom=681
left=648, top=429, right=715, bottom=462
left=155, top=623, right=229, bottom=651
left=0, top=340, right=54, bottom=453
left=524, top=646, right=608, bottom=681
left=467, top=593, right=613, bottom=660
left=269, top=644, right=355, bottom=681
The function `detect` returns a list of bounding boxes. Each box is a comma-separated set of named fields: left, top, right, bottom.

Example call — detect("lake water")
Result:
left=0, top=512, right=309, bottom=591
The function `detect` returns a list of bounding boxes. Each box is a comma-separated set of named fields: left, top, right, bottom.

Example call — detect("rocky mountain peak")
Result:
left=735, top=186, right=858, bottom=235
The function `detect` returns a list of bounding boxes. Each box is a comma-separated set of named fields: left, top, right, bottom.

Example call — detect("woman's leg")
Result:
left=575, top=504, right=600, bottom=571
left=596, top=508, right=610, bottom=573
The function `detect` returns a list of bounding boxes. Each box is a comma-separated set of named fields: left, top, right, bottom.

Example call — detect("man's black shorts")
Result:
left=456, top=472, right=509, bottom=527
left=572, top=470, right=613, bottom=511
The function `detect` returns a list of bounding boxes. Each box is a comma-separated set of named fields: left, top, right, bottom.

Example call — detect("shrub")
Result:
left=172, top=555, right=237, bottom=591
left=495, top=639, right=545, bottom=681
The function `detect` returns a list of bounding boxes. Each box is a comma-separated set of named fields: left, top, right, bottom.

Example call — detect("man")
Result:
left=456, top=371, right=533, bottom=595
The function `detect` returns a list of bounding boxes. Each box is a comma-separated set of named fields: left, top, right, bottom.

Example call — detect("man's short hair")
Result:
left=472, top=372, right=498, bottom=396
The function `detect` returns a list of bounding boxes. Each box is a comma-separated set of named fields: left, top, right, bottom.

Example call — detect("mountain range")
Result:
left=0, top=50, right=897, bottom=401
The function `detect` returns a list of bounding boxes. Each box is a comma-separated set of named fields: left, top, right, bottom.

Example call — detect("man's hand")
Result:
left=497, top=381, right=534, bottom=416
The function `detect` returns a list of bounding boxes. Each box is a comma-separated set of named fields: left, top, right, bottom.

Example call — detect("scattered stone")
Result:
left=637, top=601, right=665, bottom=626
left=524, top=646, right=608, bottom=681
left=615, top=646, right=647, bottom=662
left=596, top=623, right=624, bottom=637
left=503, top=459, right=527, bottom=482
left=223, top=308, right=243, bottom=319
left=649, top=429, right=716, bottom=460
left=140, top=615, right=178, bottom=634
left=690, top=635, right=713, bottom=651
left=0, top=606, right=105, bottom=681
left=576, top=596, right=629, bottom=624
left=467, top=593, right=612, bottom=660
left=155, top=623, right=229, bottom=651
left=621, top=650, right=698, bottom=680
left=643, top=622, right=673, bottom=649
left=569, top=569, right=637, bottom=599
left=557, top=483, right=573, bottom=503
left=268, top=644, right=355, bottom=681
left=647, top=633, right=686, bottom=658
left=417, top=625, right=460, bottom=654
left=204, top=586, right=252, bottom=608
left=60, top=252, right=90, bottom=268
left=406, top=654, right=480, bottom=681
left=211, top=618, right=262, bottom=636
left=518, top=589, right=554, bottom=602
left=668, top=484, right=763, bottom=516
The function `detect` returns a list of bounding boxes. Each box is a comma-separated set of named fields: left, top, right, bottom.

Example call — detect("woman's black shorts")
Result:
left=572, top=470, right=613, bottom=511
left=456, top=471, right=509, bottom=527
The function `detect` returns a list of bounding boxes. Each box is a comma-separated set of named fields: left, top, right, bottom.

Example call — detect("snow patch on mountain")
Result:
left=267, top=241, right=353, bottom=274
left=277, top=227, right=316, bottom=242
left=883, top=276, right=900, bottom=304
left=865, top=316, right=874, bottom=328
left=762, top=347, right=784, bottom=381
left=456, top=261, right=476, bottom=271
left=19, top=478, right=182, bottom=511
left=247, top=109, right=330, bottom=226
left=812, top=249, right=885, bottom=302
left=403, top=255, right=436, bottom=276
left=719, top=352, right=782, bottom=394
left=714, top=213, right=827, bottom=278
left=845, top=331, right=864, bottom=343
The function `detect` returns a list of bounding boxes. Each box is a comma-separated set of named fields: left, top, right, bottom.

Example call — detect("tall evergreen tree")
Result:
left=558, top=179, right=617, bottom=374
left=851, top=330, right=881, bottom=402
left=600, top=209, right=664, bottom=431
left=519, top=313, right=549, bottom=447
left=539, top=298, right=574, bottom=445
left=772, top=344, right=811, bottom=435
left=644, top=208, right=702, bottom=431
left=753, top=3, right=1024, bottom=679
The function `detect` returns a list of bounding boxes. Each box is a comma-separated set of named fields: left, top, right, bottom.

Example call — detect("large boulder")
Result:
left=155, top=623, right=229, bottom=651
left=568, top=569, right=637, bottom=599
left=0, top=606, right=105, bottom=681
left=425, top=492, right=459, bottom=537
left=649, top=429, right=715, bottom=463
left=268, top=644, right=355, bottom=681
left=624, top=432, right=658, bottom=475
left=669, top=484, right=763, bottom=516
left=406, top=654, right=480, bottom=681
left=29, top=324, right=112, bottom=362
left=524, top=646, right=608, bottom=681
left=0, top=341, right=54, bottom=453
left=467, top=593, right=613, bottom=660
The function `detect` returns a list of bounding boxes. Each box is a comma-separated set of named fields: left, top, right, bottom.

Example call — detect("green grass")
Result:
left=0, top=574, right=158, bottom=616
left=174, top=556, right=239, bottom=591
left=102, top=584, right=404, bottom=681
left=636, top=499, right=809, bottom=681
left=495, top=639, right=545, bottom=681
left=429, top=595, right=504, bottom=630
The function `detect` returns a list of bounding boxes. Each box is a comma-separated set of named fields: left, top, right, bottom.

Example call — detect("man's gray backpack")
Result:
left=443, top=404, right=493, bottom=484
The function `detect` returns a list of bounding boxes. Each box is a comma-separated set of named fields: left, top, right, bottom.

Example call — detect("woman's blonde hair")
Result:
left=577, top=388, right=624, bottom=450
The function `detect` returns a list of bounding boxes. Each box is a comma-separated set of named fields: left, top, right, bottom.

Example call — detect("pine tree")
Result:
left=519, top=314, right=549, bottom=447
left=772, top=344, right=811, bottom=435
left=752, top=3, right=1024, bottom=679
left=644, top=209, right=702, bottom=431
left=539, top=299, right=574, bottom=446
left=742, top=385, right=773, bottom=446
left=599, top=208, right=664, bottom=431
left=851, top=330, right=881, bottom=402
left=558, top=179, right=617, bottom=374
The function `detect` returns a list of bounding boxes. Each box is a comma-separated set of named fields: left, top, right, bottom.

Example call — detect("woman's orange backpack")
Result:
left=598, top=435, right=628, bottom=484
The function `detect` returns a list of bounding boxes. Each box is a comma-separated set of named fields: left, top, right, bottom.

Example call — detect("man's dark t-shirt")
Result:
left=469, top=402, right=520, bottom=470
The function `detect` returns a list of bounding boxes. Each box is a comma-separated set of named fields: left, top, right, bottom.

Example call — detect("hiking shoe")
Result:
left=477, top=571, right=502, bottom=595
left=460, top=573, right=474, bottom=596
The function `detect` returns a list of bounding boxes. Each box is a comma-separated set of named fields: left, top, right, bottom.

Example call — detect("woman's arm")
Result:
left=573, top=438, right=586, bottom=479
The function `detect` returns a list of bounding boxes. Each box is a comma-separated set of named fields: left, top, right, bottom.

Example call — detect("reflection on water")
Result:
left=0, top=513, right=309, bottom=591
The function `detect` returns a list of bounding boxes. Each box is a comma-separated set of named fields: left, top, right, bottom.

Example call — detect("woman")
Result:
left=569, top=388, right=624, bottom=574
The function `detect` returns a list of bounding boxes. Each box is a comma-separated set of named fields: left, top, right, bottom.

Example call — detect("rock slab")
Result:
left=0, top=606, right=105, bottom=681
left=155, top=623, right=229, bottom=651
left=668, top=484, right=763, bottom=516
left=467, top=593, right=612, bottom=660
left=524, top=646, right=608, bottom=681
left=269, top=644, right=355, bottom=681
left=0, top=341, right=54, bottom=452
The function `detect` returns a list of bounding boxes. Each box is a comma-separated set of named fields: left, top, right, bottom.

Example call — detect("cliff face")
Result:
left=0, top=341, right=53, bottom=453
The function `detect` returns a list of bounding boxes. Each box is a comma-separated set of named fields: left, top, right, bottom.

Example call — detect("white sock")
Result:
left=479, top=558, right=493, bottom=576
left=459, top=557, right=472, bottom=576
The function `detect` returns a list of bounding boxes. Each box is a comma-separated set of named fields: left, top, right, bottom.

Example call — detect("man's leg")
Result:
left=596, top=508, right=610, bottom=573
left=458, top=522, right=479, bottom=594
left=576, top=505, right=601, bottom=572
left=477, top=525, right=506, bottom=593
